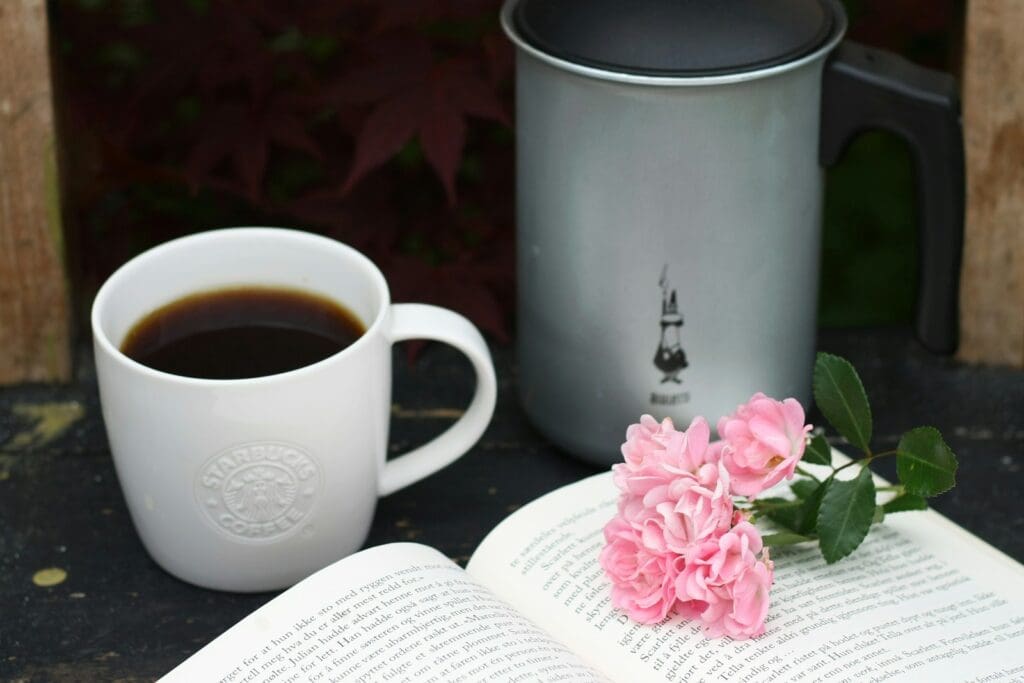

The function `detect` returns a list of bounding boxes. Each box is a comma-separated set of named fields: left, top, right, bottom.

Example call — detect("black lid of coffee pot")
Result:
left=510, top=0, right=840, bottom=78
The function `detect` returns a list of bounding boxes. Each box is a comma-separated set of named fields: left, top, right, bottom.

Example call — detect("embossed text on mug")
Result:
left=194, top=442, right=321, bottom=542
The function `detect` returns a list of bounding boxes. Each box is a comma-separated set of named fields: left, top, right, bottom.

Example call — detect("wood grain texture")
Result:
left=959, top=0, right=1024, bottom=367
left=0, top=0, right=70, bottom=384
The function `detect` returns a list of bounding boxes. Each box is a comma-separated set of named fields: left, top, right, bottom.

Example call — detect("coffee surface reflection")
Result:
left=120, top=287, right=365, bottom=379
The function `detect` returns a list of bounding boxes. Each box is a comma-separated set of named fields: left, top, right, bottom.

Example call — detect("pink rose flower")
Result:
left=613, top=415, right=714, bottom=498
left=619, top=415, right=677, bottom=470
left=661, top=416, right=714, bottom=475
left=717, top=393, right=812, bottom=498
left=676, top=522, right=773, bottom=640
left=600, top=515, right=686, bottom=624
left=625, top=462, right=733, bottom=555
left=699, top=560, right=773, bottom=640
left=603, top=412, right=783, bottom=636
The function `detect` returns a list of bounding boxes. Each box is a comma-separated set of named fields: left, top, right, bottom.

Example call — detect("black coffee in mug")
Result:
left=120, top=287, right=365, bottom=379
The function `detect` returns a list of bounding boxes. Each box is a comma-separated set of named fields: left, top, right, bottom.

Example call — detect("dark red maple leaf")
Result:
left=56, top=0, right=517, bottom=345
left=482, top=32, right=515, bottom=85
left=339, top=49, right=509, bottom=205
left=183, top=93, right=322, bottom=201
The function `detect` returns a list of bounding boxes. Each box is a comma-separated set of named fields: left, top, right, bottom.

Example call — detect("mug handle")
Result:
left=820, top=41, right=965, bottom=354
left=378, top=303, right=498, bottom=496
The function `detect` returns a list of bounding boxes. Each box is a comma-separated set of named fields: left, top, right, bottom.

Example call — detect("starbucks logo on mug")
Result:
left=195, top=442, right=321, bottom=542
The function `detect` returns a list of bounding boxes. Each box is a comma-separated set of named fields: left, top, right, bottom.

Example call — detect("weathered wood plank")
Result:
left=959, top=0, right=1024, bottom=367
left=0, top=0, right=70, bottom=384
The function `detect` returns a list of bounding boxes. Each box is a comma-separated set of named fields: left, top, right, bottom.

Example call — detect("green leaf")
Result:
left=762, top=480, right=829, bottom=536
left=757, top=498, right=802, bottom=534
left=896, top=427, right=958, bottom=497
left=790, top=478, right=820, bottom=500
left=883, top=493, right=929, bottom=513
left=803, top=434, right=833, bottom=466
left=813, top=353, right=873, bottom=452
left=794, top=479, right=829, bottom=536
left=762, top=532, right=815, bottom=547
left=872, top=506, right=885, bottom=524
left=817, top=466, right=876, bottom=564
left=756, top=497, right=800, bottom=524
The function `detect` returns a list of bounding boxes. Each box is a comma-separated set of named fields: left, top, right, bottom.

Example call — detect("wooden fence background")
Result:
left=959, top=0, right=1024, bottom=367
left=0, top=0, right=71, bottom=384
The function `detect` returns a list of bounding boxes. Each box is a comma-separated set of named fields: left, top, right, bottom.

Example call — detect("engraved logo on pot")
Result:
left=195, top=442, right=320, bottom=542
left=652, top=265, right=690, bottom=406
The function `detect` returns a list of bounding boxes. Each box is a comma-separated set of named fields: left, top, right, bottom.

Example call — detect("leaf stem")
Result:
left=795, top=466, right=820, bottom=481
left=751, top=500, right=804, bottom=510
left=762, top=532, right=817, bottom=547
left=832, top=459, right=861, bottom=474
left=833, top=449, right=899, bottom=475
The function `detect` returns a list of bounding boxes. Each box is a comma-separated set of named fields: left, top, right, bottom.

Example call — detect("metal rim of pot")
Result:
left=500, top=0, right=849, bottom=87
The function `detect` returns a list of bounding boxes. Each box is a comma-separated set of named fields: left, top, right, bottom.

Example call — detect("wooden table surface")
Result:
left=1, top=328, right=1022, bottom=681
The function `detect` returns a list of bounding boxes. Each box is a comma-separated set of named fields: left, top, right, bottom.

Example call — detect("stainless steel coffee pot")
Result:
left=502, top=0, right=963, bottom=465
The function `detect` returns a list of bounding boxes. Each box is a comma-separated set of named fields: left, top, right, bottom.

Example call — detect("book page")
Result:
left=163, top=543, right=604, bottom=683
left=468, top=472, right=1024, bottom=682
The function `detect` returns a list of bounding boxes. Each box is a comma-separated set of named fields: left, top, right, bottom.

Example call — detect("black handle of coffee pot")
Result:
left=820, top=41, right=964, bottom=354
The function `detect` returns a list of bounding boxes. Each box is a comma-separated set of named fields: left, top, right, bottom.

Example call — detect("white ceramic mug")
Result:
left=91, top=227, right=497, bottom=592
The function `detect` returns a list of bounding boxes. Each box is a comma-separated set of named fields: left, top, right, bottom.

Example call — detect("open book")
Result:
left=164, top=472, right=1024, bottom=683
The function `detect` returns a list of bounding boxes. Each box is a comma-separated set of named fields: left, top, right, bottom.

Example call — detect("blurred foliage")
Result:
left=53, top=0, right=515, bottom=342
left=822, top=133, right=917, bottom=326
left=50, top=0, right=961, bottom=336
